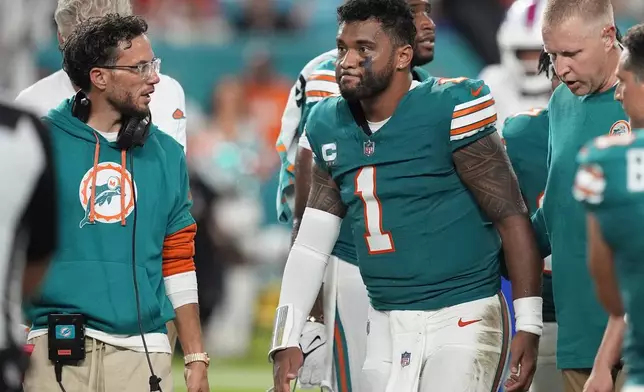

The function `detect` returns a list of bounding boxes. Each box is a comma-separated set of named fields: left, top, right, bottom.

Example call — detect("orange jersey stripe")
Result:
left=163, top=223, right=197, bottom=277
left=334, top=322, right=350, bottom=392
left=573, top=184, right=599, bottom=198
left=276, top=143, right=287, bottom=153
left=306, top=90, right=335, bottom=98
left=452, top=99, right=495, bottom=119
left=308, top=74, right=336, bottom=83
left=587, top=167, right=604, bottom=180
left=450, top=114, right=497, bottom=136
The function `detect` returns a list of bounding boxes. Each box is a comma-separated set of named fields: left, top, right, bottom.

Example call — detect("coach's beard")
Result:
left=108, top=93, right=149, bottom=119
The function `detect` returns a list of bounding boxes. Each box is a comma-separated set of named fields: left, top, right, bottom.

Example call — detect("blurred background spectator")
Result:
left=0, top=0, right=640, bottom=390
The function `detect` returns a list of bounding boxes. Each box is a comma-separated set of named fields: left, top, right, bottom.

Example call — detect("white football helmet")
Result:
left=497, top=0, right=550, bottom=96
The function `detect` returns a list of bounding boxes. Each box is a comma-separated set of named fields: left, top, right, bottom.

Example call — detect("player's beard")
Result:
left=339, top=54, right=396, bottom=102
left=108, top=90, right=148, bottom=119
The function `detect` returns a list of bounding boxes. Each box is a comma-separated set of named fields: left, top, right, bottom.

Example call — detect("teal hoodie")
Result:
left=28, top=98, right=195, bottom=335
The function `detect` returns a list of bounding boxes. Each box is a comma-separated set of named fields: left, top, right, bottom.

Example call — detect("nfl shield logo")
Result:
left=363, top=140, right=375, bottom=156
left=400, top=352, right=411, bottom=368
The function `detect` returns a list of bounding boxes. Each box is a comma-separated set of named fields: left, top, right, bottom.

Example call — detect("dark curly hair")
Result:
left=337, top=0, right=416, bottom=49
left=538, top=49, right=552, bottom=78
left=623, top=24, right=644, bottom=81
left=62, top=13, right=148, bottom=91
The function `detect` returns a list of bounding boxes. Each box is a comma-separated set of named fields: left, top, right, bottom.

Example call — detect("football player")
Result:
left=503, top=62, right=563, bottom=392
left=574, top=23, right=644, bottom=392
left=269, top=1, right=544, bottom=391
left=479, top=0, right=550, bottom=132
left=536, top=0, right=628, bottom=390
left=274, top=1, right=435, bottom=391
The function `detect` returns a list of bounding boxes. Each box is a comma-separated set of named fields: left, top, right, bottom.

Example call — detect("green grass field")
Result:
left=172, top=330, right=271, bottom=392
left=171, top=329, right=310, bottom=392
left=172, top=362, right=271, bottom=392
left=170, top=286, right=313, bottom=391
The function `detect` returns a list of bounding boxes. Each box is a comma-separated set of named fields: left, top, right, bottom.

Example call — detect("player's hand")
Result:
left=582, top=365, right=614, bottom=392
left=184, top=361, right=210, bottom=392
left=505, top=330, right=539, bottom=391
left=298, top=321, right=327, bottom=388
left=273, top=347, right=303, bottom=392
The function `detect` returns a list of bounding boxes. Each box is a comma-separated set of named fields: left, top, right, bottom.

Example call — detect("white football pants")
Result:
left=362, top=293, right=511, bottom=392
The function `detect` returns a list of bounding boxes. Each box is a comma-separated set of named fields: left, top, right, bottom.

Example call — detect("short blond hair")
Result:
left=543, top=0, right=614, bottom=29
left=55, top=0, right=133, bottom=39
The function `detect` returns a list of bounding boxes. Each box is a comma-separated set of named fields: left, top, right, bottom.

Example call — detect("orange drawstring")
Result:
left=89, top=133, right=101, bottom=224
left=90, top=133, right=128, bottom=226
left=120, top=149, right=127, bottom=226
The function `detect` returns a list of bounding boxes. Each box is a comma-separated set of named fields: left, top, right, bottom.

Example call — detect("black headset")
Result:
left=71, top=90, right=151, bottom=150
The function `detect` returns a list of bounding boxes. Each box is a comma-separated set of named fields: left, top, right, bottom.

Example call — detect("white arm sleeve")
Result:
left=269, top=207, right=342, bottom=358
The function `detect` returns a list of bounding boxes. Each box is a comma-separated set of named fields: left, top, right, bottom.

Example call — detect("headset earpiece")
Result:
left=116, top=112, right=151, bottom=150
left=71, top=91, right=91, bottom=123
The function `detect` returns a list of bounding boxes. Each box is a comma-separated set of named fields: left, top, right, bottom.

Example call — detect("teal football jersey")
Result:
left=539, top=84, right=629, bottom=369
left=300, top=59, right=433, bottom=265
left=502, top=109, right=555, bottom=322
left=574, top=131, right=644, bottom=386
left=305, top=77, right=501, bottom=311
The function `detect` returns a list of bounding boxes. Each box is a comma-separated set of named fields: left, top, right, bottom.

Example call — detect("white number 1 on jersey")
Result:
left=355, top=166, right=395, bottom=254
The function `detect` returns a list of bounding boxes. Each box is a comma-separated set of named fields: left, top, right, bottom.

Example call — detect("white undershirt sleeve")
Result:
left=164, top=271, right=199, bottom=309
left=298, top=130, right=311, bottom=151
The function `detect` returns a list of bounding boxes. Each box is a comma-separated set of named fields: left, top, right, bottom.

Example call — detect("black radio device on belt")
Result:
left=47, top=314, right=86, bottom=363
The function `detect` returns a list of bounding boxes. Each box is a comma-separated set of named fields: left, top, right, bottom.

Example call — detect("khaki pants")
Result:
left=167, top=321, right=178, bottom=352
left=562, top=368, right=625, bottom=392
left=23, top=335, right=173, bottom=392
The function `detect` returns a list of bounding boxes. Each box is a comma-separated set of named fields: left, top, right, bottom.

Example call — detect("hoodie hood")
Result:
left=45, top=97, right=158, bottom=147
left=45, top=97, right=157, bottom=227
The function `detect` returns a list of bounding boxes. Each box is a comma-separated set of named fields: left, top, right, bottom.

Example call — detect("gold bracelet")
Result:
left=184, top=352, right=210, bottom=367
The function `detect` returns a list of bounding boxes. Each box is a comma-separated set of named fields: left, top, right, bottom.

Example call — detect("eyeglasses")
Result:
left=97, top=57, right=161, bottom=80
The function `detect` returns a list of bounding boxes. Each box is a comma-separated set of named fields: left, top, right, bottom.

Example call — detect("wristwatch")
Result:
left=184, top=352, right=210, bottom=368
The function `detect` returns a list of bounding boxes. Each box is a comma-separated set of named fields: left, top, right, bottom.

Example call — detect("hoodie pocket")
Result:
left=36, top=260, right=163, bottom=335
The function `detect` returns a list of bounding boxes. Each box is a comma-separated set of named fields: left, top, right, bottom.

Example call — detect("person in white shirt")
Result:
left=15, top=0, right=188, bottom=151
left=479, top=0, right=550, bottom=134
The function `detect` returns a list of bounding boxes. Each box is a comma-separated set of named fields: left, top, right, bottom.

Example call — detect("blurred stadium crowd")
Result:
left=1, top=0, right=643, bottom=388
